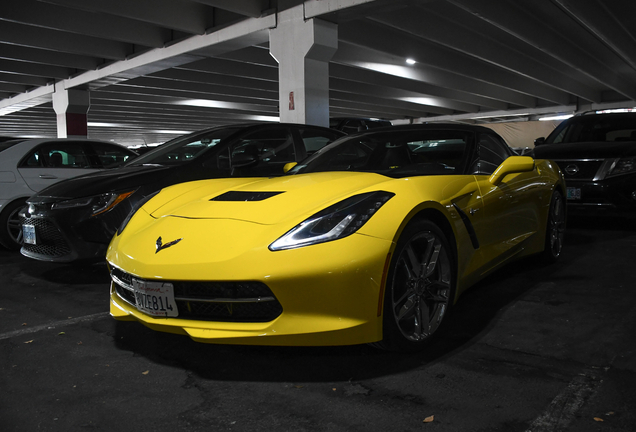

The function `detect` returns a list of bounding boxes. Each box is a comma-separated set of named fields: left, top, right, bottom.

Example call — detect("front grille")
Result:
left=553, top=159, right=604, bottom=181
left=20, top=216, right=71, bottom=258
left=110, top=267, right=283, bottom=322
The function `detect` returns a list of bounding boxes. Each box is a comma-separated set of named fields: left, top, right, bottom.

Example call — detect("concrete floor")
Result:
left=1, top=216, right=635, bottom=432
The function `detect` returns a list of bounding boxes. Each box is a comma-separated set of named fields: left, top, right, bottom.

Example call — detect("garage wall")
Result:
left=483, top=120, right=562, bottom=149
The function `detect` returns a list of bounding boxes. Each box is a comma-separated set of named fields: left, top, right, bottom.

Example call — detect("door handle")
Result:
left=39, top=174, right=58, bottom=179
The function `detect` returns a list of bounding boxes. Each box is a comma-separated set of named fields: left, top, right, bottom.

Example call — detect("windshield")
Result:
left=547, top=115, right=636, bottom=144
left=125, top=127, right=241, bottom=166
left=289, top=130, right=470, bottom=178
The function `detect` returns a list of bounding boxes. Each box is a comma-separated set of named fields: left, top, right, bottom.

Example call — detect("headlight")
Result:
left=607, top=156, right=636, bottom=178
left=269, top=191, right=394, bottom=251
left=117, top=190, right=161, bottom=236
left=52, top=190, right=136, bottom=216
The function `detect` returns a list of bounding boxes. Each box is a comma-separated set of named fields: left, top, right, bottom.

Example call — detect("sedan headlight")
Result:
left=52, top=190, right=136, bottom=216
left=269, top=191, right=394, bottom=251
left=117, top=190, right=161, bottom=235
left=607, top=156, right=636, bottom=178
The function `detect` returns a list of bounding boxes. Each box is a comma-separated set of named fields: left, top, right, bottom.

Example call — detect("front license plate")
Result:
left=23, top=224, right=36, bottom=245
left=566, top=187, right=581, bottom=200
left=132, top=279, right=178, bottom=317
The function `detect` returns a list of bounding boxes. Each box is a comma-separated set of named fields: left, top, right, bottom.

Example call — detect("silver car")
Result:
left=0, top=138, right=136, bottom=250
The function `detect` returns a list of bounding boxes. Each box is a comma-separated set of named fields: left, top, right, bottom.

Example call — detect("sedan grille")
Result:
left=20, top=216, right=71, bottom=258
left=110, top=267, right=283, bottom=322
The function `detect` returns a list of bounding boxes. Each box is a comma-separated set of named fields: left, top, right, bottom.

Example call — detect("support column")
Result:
left=270, top=6, right=337, bottom=127
left=53, top=87, right=90, bottom=138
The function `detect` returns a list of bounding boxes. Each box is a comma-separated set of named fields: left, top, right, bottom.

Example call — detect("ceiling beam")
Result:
left=38, top=0, right=215, bottom=34
left=445, top=0, right=636, bottom=101
left=369, top=3, right=601, bottom=103
left=339, top=19, right=572, bottom=106
left=0, top=0, right=170, bottom=48
left=0, top=43, right=100, bottom=71
left=333, top=42, right=538, bottom=108
left=189, top=0, right=272, bottom=18
left=0, top=20, right=131, bottom=60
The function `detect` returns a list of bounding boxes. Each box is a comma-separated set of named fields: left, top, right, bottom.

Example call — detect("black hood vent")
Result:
left=210, top=191, right=284, bottom=202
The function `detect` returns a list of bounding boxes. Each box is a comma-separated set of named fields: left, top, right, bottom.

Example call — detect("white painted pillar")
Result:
left=269, top=6, right=337, bottom=127
left=52, top=87, right=90, bottom=138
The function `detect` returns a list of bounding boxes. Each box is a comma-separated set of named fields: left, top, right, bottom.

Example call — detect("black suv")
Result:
left=533, top=112, right=636, bottom=216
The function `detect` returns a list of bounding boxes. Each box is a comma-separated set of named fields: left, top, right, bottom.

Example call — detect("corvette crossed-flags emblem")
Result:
left=155, top=236, right=183, bottom=254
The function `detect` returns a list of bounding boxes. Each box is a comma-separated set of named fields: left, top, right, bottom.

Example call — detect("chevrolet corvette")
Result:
left=107, top=124, right=566, bottom=351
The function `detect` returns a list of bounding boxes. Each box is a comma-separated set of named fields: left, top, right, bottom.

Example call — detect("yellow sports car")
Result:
left=107, top=124, right=566, bottom=351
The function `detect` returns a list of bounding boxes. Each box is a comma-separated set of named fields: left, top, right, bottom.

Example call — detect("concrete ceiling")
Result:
left=1, top=0, right=635, bottom=146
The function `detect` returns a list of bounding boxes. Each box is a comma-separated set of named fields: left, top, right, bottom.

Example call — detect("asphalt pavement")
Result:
left=1, top=216, right=635, bottom=432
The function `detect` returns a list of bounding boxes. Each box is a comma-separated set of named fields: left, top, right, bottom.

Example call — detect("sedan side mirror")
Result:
left=489, top=156, right=535, bottom=186
left=534, top=137, right=546, bottom=146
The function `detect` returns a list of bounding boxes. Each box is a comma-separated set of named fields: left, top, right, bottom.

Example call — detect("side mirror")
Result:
left=489, top=156, right=535, bottom=186
left=534, top=137, right=546, bottom=146
left=283, top=162, right=297, bottom=173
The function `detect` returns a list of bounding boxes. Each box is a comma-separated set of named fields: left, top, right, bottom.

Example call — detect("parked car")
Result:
left=20, top=123, right=345, bottom=263
left=330, top=117, right=392, bottom=133
left=0, top=138, right=136, bottom=250
left=534, top=111, right=636, bottom=216
left=106, top=124, right=566, bottom=351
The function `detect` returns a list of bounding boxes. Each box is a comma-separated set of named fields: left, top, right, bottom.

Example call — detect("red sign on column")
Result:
left=289, top=92, right=295, bottom=110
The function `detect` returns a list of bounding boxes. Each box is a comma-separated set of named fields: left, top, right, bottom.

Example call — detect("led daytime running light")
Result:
left=269, top=191, right=394, bottom=251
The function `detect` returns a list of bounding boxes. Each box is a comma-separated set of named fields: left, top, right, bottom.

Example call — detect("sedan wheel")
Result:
left=376, top=219, right=456, bottom=351
left=0, top=199, right=26, bottom=250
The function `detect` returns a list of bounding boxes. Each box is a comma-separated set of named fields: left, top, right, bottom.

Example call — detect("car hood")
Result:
left=145, top=171, right=395, bottom=226
left=534, top=141, right=636, bottom=159
left=29, top=164, right=173, bottom=201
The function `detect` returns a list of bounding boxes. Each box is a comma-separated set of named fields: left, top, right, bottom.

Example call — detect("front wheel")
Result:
left=0, top=199, right=27, bottom=250
left=375, top=219, right=456, bottom=352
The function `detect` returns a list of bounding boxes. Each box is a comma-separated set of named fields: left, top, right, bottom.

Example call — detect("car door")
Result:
left=470, top=132, right=542, bottom=263
left=17, top=141, right=102, bottom=192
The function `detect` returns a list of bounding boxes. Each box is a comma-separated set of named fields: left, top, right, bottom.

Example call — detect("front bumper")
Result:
left=19, top=200, right=133, bottom=263
left=564, top=174, right=636, bottom=216
left=108, top=233, right=394, bottom=346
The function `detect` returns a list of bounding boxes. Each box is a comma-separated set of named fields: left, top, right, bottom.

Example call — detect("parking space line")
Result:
left=525, top=370, right=602, bottom=432
left=0, top=312, right=109, bottom=341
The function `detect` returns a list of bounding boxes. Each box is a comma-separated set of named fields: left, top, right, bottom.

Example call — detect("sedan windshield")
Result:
left=125, top=127, right=241, bottom=166
left=290, top=130, right=470, bottom=178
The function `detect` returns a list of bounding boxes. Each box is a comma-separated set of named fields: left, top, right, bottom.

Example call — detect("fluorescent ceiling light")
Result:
left=155, top=130, right=191, bottom=134
left=539, top=114, right=573, bottom=121
left=176, top=99, right=234, bottom=109
left=595, top=107, right=636, bottom=113
left=472, top=113, right=530, bottom=119
left=399, top=97, right=438, bottom=106
left=88, top=122, right=190, bottom=134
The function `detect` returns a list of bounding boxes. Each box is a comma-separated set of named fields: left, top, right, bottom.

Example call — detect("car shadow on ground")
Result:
left=19, top=259, right=110, bottom=285
left=108, top=256, right=561, bottom=383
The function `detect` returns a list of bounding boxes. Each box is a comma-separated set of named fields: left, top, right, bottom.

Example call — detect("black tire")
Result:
left=0, top=199, right=27, bottom=250
left=541, top=190, right=566, bottom=263
left=374, top=219, right=456, bottom=352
